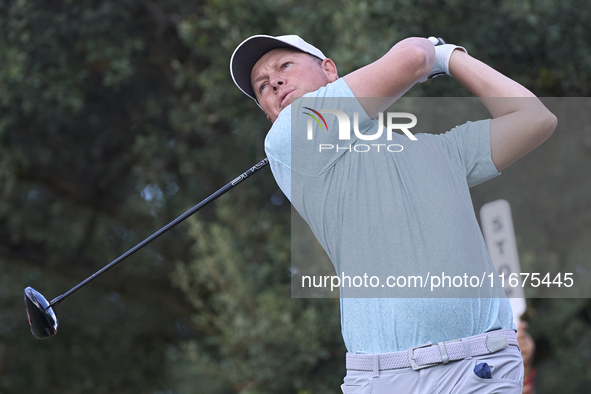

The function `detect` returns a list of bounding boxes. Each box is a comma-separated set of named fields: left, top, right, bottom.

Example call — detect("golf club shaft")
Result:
left=49, top=158, right=269, bottom=307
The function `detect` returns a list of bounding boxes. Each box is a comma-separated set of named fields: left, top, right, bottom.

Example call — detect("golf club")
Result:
left=24, top=158, right=269, bottom=339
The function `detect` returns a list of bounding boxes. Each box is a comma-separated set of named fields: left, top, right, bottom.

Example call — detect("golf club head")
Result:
left=24, top=287, right=58, bottom=339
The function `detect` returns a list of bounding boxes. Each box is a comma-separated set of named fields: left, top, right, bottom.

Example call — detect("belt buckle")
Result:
left=408, top=342, right=438, bottom=370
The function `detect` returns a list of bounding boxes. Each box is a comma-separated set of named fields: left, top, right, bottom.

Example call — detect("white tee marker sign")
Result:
left=480, top=199, right=526, bottom=327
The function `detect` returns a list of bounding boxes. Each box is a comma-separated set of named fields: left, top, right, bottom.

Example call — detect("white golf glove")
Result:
left=420, top=37, right=467, bottom=82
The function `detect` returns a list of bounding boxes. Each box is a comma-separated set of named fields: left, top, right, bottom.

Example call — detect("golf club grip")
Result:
left=50, top=158, right=270, bottom=307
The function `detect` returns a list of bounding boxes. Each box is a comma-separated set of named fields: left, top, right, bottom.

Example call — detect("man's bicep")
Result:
left=489, top=102, right=557, bottom=171
left=342, top=38, right=434, bottom=119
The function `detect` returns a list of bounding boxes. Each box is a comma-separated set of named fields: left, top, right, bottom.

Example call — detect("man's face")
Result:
left=250, top=48, right=337, bottom=122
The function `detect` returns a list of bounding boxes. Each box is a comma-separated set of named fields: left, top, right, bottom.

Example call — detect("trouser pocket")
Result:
left=341, top=373, right=371, bottom=394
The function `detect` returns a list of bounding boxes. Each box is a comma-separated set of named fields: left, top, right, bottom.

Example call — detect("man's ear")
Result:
left=322, top=58, right=339, bottom=83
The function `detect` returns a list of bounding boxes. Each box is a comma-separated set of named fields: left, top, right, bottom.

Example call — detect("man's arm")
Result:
left=343, top=38, right=435, bottom=119
left=449, top=50, right=557, bottom=171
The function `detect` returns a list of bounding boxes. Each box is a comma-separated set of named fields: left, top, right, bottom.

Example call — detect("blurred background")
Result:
left=0, top=0, right=589, bottom=393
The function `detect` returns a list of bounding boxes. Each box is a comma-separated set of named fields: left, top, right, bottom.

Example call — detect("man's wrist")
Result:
left=448, top=49, right=469, bottom=79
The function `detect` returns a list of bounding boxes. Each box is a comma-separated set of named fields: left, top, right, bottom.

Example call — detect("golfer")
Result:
left=230, top=35, right=556, bottom=393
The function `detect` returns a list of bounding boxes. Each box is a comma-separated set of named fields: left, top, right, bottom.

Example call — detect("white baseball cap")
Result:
left=230, top=35, right=326, bottom=103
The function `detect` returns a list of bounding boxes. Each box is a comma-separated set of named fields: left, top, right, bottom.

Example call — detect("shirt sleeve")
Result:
left=440, top=119, right=501, bottom=187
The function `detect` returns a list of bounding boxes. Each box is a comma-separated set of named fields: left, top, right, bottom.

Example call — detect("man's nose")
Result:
left=270, top=75, right=286, bottom=90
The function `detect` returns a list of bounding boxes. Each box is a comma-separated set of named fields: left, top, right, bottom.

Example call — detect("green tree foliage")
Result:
left=0, top=0, right=589, bottom=393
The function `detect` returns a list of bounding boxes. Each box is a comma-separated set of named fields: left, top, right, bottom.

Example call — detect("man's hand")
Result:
left=343, top=37, right=435, bottom=119
left=449, top=50, right=557, bottom=171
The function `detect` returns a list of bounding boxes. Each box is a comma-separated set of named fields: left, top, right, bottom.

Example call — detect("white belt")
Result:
left=346, top=329, right=519, bottom=371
